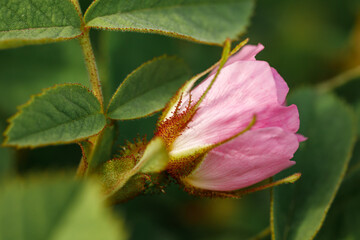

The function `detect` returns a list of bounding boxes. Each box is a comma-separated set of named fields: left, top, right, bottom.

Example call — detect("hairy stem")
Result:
left=79, top=29, right=104, bottom=109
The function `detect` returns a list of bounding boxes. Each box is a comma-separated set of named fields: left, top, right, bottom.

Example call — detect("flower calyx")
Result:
left=98, top=137, right=170, bottom=203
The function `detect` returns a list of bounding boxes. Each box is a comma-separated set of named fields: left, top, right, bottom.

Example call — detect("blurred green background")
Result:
left=1, top=0, right=359, bottom=239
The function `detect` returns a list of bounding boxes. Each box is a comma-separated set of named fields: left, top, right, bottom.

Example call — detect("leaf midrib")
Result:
left=10, top=112, right=103, bottom=142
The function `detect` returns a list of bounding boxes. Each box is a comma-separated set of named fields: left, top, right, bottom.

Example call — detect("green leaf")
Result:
left=314, top=72, right=360, bottom=239
left=107, top=56, right=191, bottom=120
left=84, top=0, right=254, bottom=45
left=316, top=168, right=360, bottom=240
left=0, top=176, right=127, bottom=240
left=271, top=88, right=356, bottom=240
left=0, top=0, right=83, bottom=49
left=314, top=70, right=360, bottom=239
left=4, top=84, right=106, bottom=148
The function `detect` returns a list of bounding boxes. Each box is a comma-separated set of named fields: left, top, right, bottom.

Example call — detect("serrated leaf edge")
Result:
left=83, top=0, right=254, bottom=45
left=0, top=31, right=83, bottom=50
left=87, top=25, right=225, bottom=46
left=2, top=83, right=106, bottom=149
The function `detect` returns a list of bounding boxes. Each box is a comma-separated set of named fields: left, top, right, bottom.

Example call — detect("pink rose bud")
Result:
left=155, top=44, right=305, bottom=192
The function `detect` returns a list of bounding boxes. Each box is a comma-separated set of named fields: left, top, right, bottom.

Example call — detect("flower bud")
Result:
left=155, top=43, right=305, bottom=193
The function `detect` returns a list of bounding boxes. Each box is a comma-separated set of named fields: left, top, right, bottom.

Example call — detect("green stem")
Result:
left=317, top=65, right=360, bottom=92
left=98, top=31, right=112, bottom=105
left=73, top=1, right=109, bottom=178
left=270, top=183, right=275, bottom=240
left=79, top=29, right=104, bottom=109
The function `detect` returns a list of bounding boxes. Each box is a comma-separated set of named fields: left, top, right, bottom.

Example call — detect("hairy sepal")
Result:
left=99, top=137, right=169, bottom=199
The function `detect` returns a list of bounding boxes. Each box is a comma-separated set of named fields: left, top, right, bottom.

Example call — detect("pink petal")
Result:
left=210, top=44, right=265, bottom=76
left=171, top=60, right=292, bottom=156
left=228, top=43, right=264, bottom=62
left=254, top=104, right=300, bottom=133
left=271, top=67, right=289, bottom=105
left=183, top=127, right=299, bottom=191
left=212, top=44, right=288, bottom=105
left=297, top=134, right=307, bottom=142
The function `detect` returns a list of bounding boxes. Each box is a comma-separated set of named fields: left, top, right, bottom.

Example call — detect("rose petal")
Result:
left=171, top=60, right=291, bottom=156
left=271, top=67, right=289, bottom=105
left=254, top=104, right=300, bottom=133
left=297, top=134, right=307, bottom=142
left=210, top=44, right=265, bottom=76
left=228, top=43, right=264, bottom=62
left=183, top=127, right=299, bottom=191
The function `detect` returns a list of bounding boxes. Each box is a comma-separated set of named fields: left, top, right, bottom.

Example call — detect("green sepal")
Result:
left=108, top=172, right=168, bottom=203
left=99, top=137, right=169, bottom=201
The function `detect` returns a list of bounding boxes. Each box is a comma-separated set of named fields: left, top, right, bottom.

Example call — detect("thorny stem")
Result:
left=79, top=29, right=104, bottom=109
